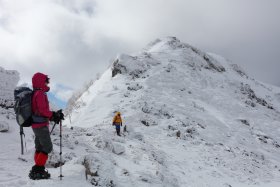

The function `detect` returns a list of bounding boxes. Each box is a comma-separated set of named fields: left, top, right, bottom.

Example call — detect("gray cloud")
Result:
left=0, top=0, right=280, bottom=101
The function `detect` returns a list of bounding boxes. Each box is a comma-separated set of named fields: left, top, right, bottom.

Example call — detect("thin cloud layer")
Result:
left=0, top=0, right=279, bottom=102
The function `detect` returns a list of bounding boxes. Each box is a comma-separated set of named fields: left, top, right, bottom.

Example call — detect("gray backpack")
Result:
left=14, top=87, right=33, bottom=127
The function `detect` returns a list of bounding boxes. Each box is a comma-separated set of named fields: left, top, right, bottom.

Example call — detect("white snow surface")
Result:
left=0, top=67, right=19, bottom=110
left=1, top=37, right=280, bottom=187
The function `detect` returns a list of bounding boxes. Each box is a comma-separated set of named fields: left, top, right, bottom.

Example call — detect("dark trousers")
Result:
left=32, top=126, right=53, bottom=154
left=115, top=125, right=121, bottom=136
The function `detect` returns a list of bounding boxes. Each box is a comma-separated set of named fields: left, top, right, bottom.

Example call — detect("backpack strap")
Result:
left=32, top=90, right=40, bottom=116
left=32, top=90, right=48, bottom=123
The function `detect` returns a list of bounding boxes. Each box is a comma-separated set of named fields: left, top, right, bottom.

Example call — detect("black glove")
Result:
left=51, top=109, right=64, bottom=124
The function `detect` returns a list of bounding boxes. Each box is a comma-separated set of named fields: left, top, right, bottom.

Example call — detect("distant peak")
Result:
left=144, top=36, right=188, bottom=52
left=154, top=36, right=181, bottom=44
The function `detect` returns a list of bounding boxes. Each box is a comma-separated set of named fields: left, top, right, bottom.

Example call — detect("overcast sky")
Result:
left=0, top=0, right=280, bottom=104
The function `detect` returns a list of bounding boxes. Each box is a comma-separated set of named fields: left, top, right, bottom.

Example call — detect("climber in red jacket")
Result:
left=29, top=72, right=64, bottom=180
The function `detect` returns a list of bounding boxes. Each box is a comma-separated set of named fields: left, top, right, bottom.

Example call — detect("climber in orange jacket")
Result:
left=112, top=112, right=122, bottom=136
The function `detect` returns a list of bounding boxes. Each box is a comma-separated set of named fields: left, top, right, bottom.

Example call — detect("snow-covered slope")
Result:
left=65, top=37, right=280, bottom=186
left=0, top=67, right=19, bottom=130
left=2, top=37, right=280, bottom=187
left=0, top=67, right=19, bottom=109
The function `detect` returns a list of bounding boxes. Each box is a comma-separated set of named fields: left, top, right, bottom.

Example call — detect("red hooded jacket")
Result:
left=31, top=72, right=53, bottom=128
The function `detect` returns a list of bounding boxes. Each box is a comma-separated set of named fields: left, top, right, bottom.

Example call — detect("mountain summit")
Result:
left=65, top=37, right=280, bottom=186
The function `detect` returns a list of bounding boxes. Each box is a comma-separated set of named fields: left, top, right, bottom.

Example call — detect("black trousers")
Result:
left=32, top=126, right=53, bottom=154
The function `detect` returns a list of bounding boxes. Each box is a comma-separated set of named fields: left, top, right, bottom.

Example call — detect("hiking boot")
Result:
left=29, top=165, right=50, bottom=180
left=29, top=170, right=50, bottom=180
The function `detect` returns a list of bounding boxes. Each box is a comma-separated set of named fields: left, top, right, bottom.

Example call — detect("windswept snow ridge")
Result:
left=1, top=37, right=280, bottom=187
left=62, top=37, right=280, bottom=186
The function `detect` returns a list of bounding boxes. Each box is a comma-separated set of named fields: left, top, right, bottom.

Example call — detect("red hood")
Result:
left=32, top=72, right=50, bottom=92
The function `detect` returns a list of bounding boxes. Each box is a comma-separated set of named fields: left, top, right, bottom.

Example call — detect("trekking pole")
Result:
left=59, top=120, right=64, bottom=180
left=49, top=122, right=57, bottom=135
left=20, top=126, right=24, bottom=155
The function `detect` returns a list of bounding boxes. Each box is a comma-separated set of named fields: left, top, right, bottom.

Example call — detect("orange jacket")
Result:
left=113, top=114, right=122, bottom=124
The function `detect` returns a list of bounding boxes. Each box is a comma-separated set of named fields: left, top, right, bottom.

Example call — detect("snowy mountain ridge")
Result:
left=1, top=37, right=280, bottom=187
left=63, top=37, right=280, bottom=186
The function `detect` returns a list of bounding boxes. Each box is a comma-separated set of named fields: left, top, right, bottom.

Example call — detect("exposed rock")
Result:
left=240, top=119, right=250, bottom=126
left=241, top=83, right=274, bottom=109
left=111, top=54, right=150, bottom=79
left=203, top=55, right=226, bottom=72
left=176, top=130, right=181, bottom=138
left=141, top=120, right=149, bottom=126
left=112, top=143, right=125, bottom=155
left=127, top=83, right=143, bottom=91
left=231, top=64, right=248, bottom=78
left=0, top=121, right=9, bottom=132
left=112, top=59, right=127, bottom=77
